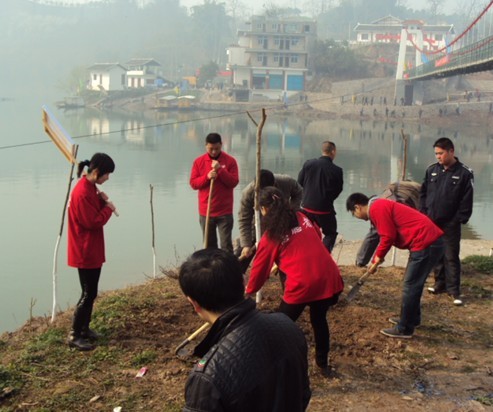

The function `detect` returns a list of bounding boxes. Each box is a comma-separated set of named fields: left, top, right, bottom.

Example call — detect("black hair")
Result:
left=179, top=248, right=244, bottom=313
left=259, top=186, right=298, bottom=243
left=205, top=132, right=222, bottom=145
left=258, top=169, right=275, bottom=188
left=433, top=137, right=454, bottom=151
left=77, top=153, right=115, bottom=178
left=346, top=193, right=369, bottom=212
left=322, top=141, right=336, bottom=155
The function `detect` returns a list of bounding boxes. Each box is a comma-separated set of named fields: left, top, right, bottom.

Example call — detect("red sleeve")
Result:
left=371, top=202, right=396, bottom=261
left=76, top=194, right=112, bottom=229
left=246, top=235, right=279, bottom=295
left=215, top=156, right=239, bottom=188
left=189, top=157, right=210, bottom=190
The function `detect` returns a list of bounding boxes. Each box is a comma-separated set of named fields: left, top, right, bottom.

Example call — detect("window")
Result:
left=291, top=37, right=300, bottom=46
left=121, top=74, right=125, bottom=85
left=304, top=24, right=310, bottom=33
left=257, top=54, right=265, bottom=63
left=272, top=23, right=279, bottom=31
left=93, top=74, right=97, bottom=81
left=285, top=23, right=298, bottom=33
left=274, top=54, right=280, bottom=62
left=361, top=33, right=369, bottom=40
left=435, top=34, right=443, bottom=41
left=274, top=37, right=281, bottom=46
left=290, top=54, right=299, bottom=63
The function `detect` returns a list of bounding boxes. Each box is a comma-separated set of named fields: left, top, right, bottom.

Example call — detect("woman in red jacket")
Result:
left=246, top=186, right=344, bottom=376
left=67, top=153, right=116, bottom=351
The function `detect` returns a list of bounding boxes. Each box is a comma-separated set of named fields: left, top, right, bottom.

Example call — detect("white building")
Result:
left=125, top=58, right=162, bottom=89
left=87, top=63, right=127, bottom=92
left=353, top=15, right=455, bottom=52
left=227, top=16, right=316, bottom=99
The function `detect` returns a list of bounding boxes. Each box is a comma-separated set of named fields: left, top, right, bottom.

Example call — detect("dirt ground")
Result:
left=1, top=256, right=492, bottom=411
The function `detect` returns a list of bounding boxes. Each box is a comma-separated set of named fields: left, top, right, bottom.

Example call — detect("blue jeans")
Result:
left=398, top=237, right=444, bottom=334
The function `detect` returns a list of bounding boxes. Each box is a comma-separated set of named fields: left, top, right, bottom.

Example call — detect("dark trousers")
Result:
left=302, top=210, right=337, bottom=252
left=199, top=214, right=234, bottom=252
left=398, top=238, right=444, bottom=334
left=72, top=268, right=101, bottom=336
left=432, top=220, right=462, bottom=296
left=279, top=294, right=339, bottom=367
left=355, top=225, right=379, bottom=266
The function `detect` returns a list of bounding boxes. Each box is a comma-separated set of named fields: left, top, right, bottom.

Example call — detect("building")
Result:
left=353, top=15, right=455, bottom=52
left=87, top=63, right=127, bottom=92
left=125, top=58, right=162, bottom=89
left=227, top=15, right=317, bottom=100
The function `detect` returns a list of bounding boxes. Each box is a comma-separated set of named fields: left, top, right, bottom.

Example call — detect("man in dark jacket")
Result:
left=298, top=141, right=343, bottom=252
left=179, top=249, right=311, bottom=412
left=420, top=137, right=474, bottom=306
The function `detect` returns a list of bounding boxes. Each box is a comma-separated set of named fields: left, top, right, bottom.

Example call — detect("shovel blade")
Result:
left=345, top=283, right=363, bottom=302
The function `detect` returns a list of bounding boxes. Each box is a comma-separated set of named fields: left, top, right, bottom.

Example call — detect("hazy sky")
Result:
left=59, top=0, right=464, bottom=15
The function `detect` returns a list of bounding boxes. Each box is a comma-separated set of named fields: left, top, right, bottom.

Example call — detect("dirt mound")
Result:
left=1, top=265, right=492, bottom=411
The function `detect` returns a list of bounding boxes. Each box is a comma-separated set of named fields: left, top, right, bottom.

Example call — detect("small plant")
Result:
left=131, top=350, right=157, bottom=367
left=462, top=255, right=493, bottom=274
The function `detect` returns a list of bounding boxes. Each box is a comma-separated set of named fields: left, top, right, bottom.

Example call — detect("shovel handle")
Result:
left=356, top=263, right=379, bottom=285
left=174, top=323, right=209, bottom=354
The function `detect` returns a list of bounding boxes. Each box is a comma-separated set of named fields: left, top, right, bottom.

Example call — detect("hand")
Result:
left=211, top=160, right=220, bottom=171
left=207, top=170, right=217, bottom=180
left=106, top=201, right=116, bottom=212
left=369, top=256, right=383, bottom=274
left=98, top=191, right=109, bottom=202
left=240, top=247, right=254, bottom=260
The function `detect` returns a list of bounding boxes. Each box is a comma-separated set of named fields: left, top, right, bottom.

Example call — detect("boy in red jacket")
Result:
left=346, top=193, right=444, bottom=339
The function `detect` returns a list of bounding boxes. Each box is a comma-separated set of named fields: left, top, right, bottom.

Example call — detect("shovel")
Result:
left=175, top=322, right=210, bottom=357
left=345, top=263, right=378, bottom=302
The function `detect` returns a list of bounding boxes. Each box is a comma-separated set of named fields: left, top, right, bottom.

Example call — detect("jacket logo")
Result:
left=197, top=359, right=206, bottom=370
left=452, top=176, right=460, bottom=179
left=431, top=172, right=437, bottom=176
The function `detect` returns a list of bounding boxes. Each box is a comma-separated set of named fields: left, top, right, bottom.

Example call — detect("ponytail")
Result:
left=77, top=153, right=115, bottom=179
left=77, top=160, right=90, bottom=178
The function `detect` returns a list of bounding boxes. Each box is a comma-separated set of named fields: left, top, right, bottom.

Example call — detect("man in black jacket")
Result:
left=420, top=137, right=474, bottom=306
left=179, top=249, right=311, bottom=412
left=298, top=141, right=343, bottom=252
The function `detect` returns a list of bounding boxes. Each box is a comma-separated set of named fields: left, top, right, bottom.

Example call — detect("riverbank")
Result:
left=1, top=255, right=492, bottom=411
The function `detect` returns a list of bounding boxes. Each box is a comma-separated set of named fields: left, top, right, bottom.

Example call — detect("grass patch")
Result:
left=462, top=255, right=493, bottom=274
left=131, top=349, right=158, bottom=367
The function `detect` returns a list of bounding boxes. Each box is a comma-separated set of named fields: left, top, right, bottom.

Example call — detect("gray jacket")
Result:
left=238, top=174, right=302, bottom=247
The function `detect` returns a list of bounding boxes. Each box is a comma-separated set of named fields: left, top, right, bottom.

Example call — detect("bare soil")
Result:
left=1, top=261, right=492, bottom=411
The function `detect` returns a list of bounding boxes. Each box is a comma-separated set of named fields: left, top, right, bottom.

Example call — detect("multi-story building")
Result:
left=227, top=15, right=317, bottom=99
left=353, top=15, right=455, bottom=52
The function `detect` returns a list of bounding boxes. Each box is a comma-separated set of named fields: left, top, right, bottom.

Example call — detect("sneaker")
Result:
left=380, top=327, right=413, bottom=339
left=427, top=286, right=446, bottom=295
left=388, top=317, right=421, bottom=328
left=450, top=295, right=463, bottom=306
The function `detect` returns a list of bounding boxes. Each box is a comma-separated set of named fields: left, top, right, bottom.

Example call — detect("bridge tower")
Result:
left=395, top=20, right=424, bottom=106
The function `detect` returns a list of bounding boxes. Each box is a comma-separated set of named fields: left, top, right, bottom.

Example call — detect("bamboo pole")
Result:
left=150, top=184, right=156, bottom=278
left=51, top=145, right=78, bottom=322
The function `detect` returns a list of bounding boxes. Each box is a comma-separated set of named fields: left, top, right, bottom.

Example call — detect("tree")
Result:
left=198, top=61, right=219, bottom=87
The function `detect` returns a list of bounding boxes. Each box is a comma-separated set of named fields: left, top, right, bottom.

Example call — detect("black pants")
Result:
left=302, top=210, right=337, bottom=252
left=199, top=214, right=234, bottom=252
left=432, top=220, right=462, bottom=296
left=278, top=294, right=339, bottom=368
left=72, top=268, right=101, bottom=336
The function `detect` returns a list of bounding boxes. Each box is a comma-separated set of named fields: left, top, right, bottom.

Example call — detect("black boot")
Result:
left=81, top=328, right=100, bottom=341
left=67, top=331, right=95, bottom=351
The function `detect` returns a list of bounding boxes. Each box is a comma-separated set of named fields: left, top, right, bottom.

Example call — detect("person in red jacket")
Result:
left=346, top=193, right=444, bottom=339
left=246, top=186, right=344, bottom=376
left=190, top=132, right=239, bottom=252
left=67, top=153, right=117, bottom=351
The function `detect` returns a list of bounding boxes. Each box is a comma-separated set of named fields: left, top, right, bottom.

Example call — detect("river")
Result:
left=0, top=100, right=492, bottom=334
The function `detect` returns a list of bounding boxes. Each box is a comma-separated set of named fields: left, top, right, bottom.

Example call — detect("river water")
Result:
left=1, top=100, right=492, bottom=334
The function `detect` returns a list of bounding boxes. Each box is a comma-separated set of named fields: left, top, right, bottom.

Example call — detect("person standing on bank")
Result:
left=246, top=187, right=344, bottom=375
left=297, top=141, right=343, bottom=252
left=190, top=132, right=239, bottom=252
left=346, top=193, right=444, bottom=339
left=420, top=137, right=474, bottom=306
left=67, top=153, right=117, bottom=351
left=179, top=248, right=311, bottom=411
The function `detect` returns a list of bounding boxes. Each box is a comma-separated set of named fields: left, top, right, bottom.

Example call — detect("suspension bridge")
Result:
left=396, top=1, right=493, bottom=103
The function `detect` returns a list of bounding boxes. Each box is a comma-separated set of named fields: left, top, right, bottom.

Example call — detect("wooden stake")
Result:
left=150, top=184, right=156, bottom=278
